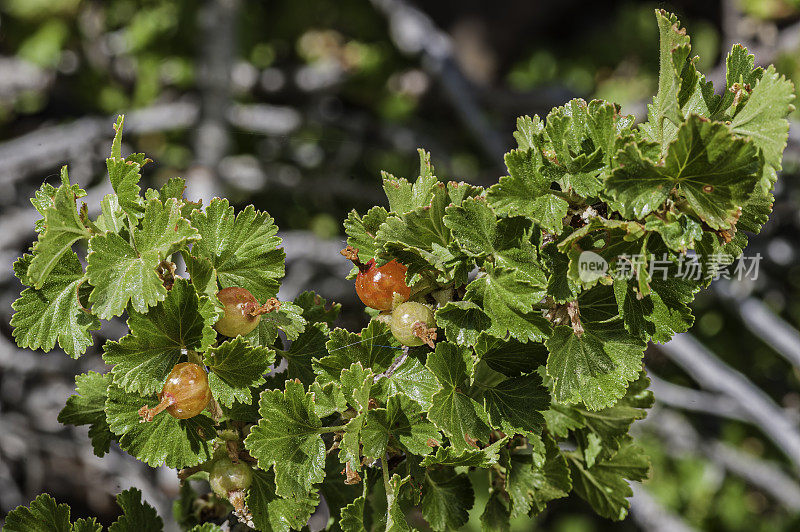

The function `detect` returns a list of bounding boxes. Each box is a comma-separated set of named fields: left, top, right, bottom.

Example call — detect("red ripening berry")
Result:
left=214, top=287, right=280, bottom=337
left=138, top=362, right=212, bottom=422
left=341, top=246, right=411, bottom=310
left=214, top=287, right=261, bottom=337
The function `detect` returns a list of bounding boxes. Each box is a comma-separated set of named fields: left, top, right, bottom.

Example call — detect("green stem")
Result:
left=317, top=425, right=348, bottom=434
left=550, top=188, right=584, bottom=206
left=187, top=350, right=204, bottom=366
left=126, top=215, right=139, bottom=252
left=382, top=453, right=392, bottom=496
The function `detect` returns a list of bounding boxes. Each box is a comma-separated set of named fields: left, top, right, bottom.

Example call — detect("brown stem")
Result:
left=138, top=393, right=177, bottom=423
left=226, top=439, right=240, bottom=463
left=178, top=463, right=207, bottom=481
left=340, top=245, right=369, bottom=273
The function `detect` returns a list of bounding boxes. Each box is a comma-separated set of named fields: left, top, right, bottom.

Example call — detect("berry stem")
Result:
left=340, top=245, right=369, bottom=273
left=138, top=393, right=177, bottom=422
left=177, top=463, right=208, bottom=481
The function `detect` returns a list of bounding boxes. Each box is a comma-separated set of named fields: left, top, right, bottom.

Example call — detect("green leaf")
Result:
left=344, top=206, right=390, bottom=265
left=614, top=276, right=696, bottom=344
left=247, top=470, right=318, bottom=532
left=421, top=469, right=474, bottom=531
left=558, top=218, right=646, bottom=291
left=31, top=179, right=86, bottom=234
left=108, top=488, right=163, bottom=532
left=481, top=373, right=548, bottom=436
left=270, top=301, right=307, bottom=341
left=385, top=474, right=412, bottom=532
left=11, top=252, right=99, bottom=358
left=294, top=291, right=341, bottom=325
left=643, top=211, right=703, bottom=252
left=574, top=371, right=653, bottom=452
left=375, top=185, right=453, bottom=279
left=443, top=197, right=501, bottom=257
left=487, top=151, right=549, bottom=219
left=445, top=200, right=543, bottom=277
left=191, top=198, right=284, bottom=301
left=27, top=166, right=91, bottom=288
left=530, top=194, right=569, bottom=235
left=72, top=519, right=103, bottom=532
left=156, top=177, right=201, bottom=219
left=426, top=342, right=492, bottom=449
left=284, top=322, right=329, bottom=386
left=382, top=149, right=439, bottom=215
left=110, top=115, right=124, bottom=158
left=204, top=337, right=275, bottom=408
left=58, top=372, right=114, bottom=457
left=314, top=321, right=398, bottom=383
left=340, top=412, right=367, bottom=474
left=103, top=278, right=213, bottom=394
left=105, top=116, right=147, bottom=217
left=340, top=362, right=374, bottom=412
left=87, top=198, right=199, bottom=318
left=607, top=116, right=760, bottom=229
left=543, top=402, right=586, bottom=439
left=464, top=265, right=549, bottom=343
left=373, top=355, right=439, bottom=410
left=106, top=158, right=144, bottom=218
left=419, top=438, right=505, bottom=468
left=106, top=384, right=215, bottom=468
left=188, top=525, right=223, bottom=532
left=640, top=9, right=692, bottom=148
left=568, top=439, right=651, bottom=521
left=3, top=493, right=72, bottom=532
left=244, top=380, right=326, bottom=497
left=729, top=64, right=795, bottom=173
left=435, top=301, right=490, bottom=346
left=545, top=323, right=645, bottom=410
left=310, top=379, right=348, bottom=418
left=540, top=242, right=578, bottom=303
left=362, top=393, right=441, bottom=459
left=480, top=491, right=510, bottom=532
left=183, top=253, right=217, bottom=299
left=474, top=333, right=546, bottom=377
left=340, top=496, right=369, bottom=532
left=505, top=436, right=570, bottom=517
left=543, top=99, right=625, bottom=197
left=95, top=194, right=126, bottom=234
left=337, top=363, right=374, bottom=472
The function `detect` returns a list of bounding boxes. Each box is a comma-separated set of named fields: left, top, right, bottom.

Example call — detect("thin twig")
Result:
left=629, top=483, right=697, bottom=532
left=647, top=370, right=749, bottom=422
left=368, top=0, right=507, bottom=168
left=658, top=333, right=800, bottom=470
left=639, top=408, right=800, bottom=511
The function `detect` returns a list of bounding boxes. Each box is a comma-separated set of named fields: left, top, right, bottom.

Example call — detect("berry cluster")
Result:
left=342, top=245, right=436, bottom=348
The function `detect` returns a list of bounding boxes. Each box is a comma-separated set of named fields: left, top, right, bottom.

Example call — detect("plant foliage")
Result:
left=8, top=10, right=794, bottom=531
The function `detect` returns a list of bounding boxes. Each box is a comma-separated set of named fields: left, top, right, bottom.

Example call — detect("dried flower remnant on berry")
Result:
left=138, top=362, right=212, bottom=422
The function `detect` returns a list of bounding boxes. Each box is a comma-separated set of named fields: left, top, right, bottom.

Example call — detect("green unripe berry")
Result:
left=390, top=301, right=435, bottom=347
left=209, top=457, right=253, bottom=498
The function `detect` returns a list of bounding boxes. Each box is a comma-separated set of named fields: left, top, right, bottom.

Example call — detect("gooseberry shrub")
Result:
left=6, top=10, right=795, bottom=532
